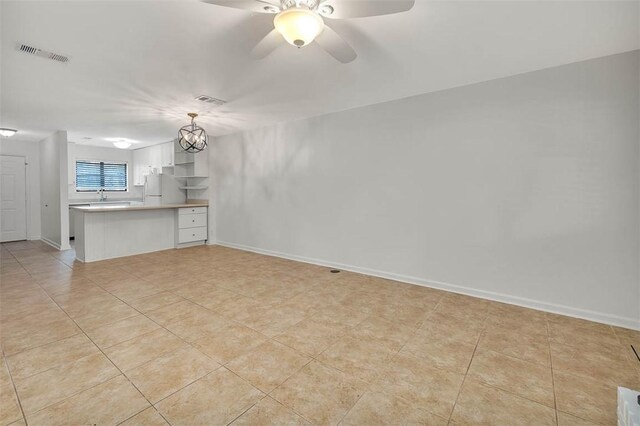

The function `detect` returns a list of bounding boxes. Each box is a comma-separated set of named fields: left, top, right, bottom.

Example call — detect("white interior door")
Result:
left=0, top=155, right=27, bottom=242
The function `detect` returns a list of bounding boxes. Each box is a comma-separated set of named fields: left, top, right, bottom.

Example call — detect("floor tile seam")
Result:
left=0, top=272, right=30, bottom=280
left=5, top=342, right=105, bottom=382
left=19, top=368, right=123, bottom=421
left=240, top=355, right=315, bottom=400
left=548, top=340, right=637, bottom=367
left=75, top=277, right=172, bottom=329
left=7, top=246, right=624, bottom=426
left=72, top=310, right=140, bottom=332
left=1, top=259, right=87, bottom=360
left=96, top=325, right=167, bottom=351
left=127, top=359, right=222, bottom=406
left=547, top=327, right=559, bottom=422
left=548, top=337, right=631, bottom=358
left=2, top=357, right=28, bottom=426
left=304, top=355, right=380, bottom=391
left=138, top=298, right=196, bottom=321
left=335, top=389, right=366, bottom=426
left=104, top=374, right=158, bottom=422
left=16, top=258, right=69, bottom=272
left=360, top=370, right=459, bottom=422
left=611, top=326, right=639, bottom=342
left=150, top=366, right=266, bottom=416
left=555, top=409, right=604, bottom=425
left=447, top=322, right=483, bottom=422
left=473, top=346, right=555, bottom=372
left=451, top=374, right=563, bottom=425
left=111, top=288, right=171, bottom=306
left=467, top=375, right=557, bottom=410
left=546, top=319, right=620, bottom=339
left=21, top=264, right=158, bottom=414
left=112, top=405, right=158, bottom=426
left=91, top=283, right=168, bottom=305
left=267, top=335, right=320, bottom=359
left=223, top=398, right=262, bottom=426
left=117, top=341, right=221, bottom=377
left=386, top=341, right=474, bottom=378
left=265, top=383, right=320, bottom=426
left=549, top=365, right=628, bottom=389
left=128, top=300, right=238, bottom=370
left=0, top=327, right=85, bottom=358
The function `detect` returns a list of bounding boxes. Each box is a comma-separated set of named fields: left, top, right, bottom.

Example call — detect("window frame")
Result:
left=75, top=159, right=129, bottom=193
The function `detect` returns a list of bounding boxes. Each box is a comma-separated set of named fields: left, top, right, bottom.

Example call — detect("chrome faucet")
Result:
left=97, top=188, right=107, bottom=202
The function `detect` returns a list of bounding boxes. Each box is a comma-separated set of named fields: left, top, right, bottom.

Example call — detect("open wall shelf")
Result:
left=179, top=185, right=208, bottom=190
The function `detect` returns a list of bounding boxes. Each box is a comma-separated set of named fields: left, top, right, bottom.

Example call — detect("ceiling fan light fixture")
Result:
left=319, top=4, right=334, bottom=15
left=274, top=7, right=324, bottom=47
left=0, top=128, right=17, bottom=138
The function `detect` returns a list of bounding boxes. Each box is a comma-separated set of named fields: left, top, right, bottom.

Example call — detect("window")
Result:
left=75, top=160, right=128, bottom=192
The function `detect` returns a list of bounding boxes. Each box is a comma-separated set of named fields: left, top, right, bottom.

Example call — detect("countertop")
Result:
left=71, top=202, right=208, bottom=212
left=69, top=199, right=143, bottom=206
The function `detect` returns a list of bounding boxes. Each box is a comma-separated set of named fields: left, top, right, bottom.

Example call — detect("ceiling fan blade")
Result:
left=200, top=0, right=280, bottom=14
left=251, top=29, right=284, bottom=59
left=315, top=25, right=357, bottom=63
left=319, top=0, right=415, bottom=19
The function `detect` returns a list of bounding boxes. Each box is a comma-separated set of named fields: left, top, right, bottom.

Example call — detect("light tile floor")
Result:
left=0, top=240, right=638, bottom=425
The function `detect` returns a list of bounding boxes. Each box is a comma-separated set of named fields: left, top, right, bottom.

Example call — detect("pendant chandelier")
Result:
left=178, top=113, right=208, bottom=153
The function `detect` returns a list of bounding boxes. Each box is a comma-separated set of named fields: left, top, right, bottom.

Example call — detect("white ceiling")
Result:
left=1, top=0, right=638, bottom=148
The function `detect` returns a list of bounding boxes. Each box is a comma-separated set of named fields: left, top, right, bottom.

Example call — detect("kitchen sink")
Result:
left=90, top=201, right=131, bottom=205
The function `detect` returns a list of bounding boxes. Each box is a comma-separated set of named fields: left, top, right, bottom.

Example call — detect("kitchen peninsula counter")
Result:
left=73, top=202, right=209, bottom=262
left=71, top=202, right=208, bottom=212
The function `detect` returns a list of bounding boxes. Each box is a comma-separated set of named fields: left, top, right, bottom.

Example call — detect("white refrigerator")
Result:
left=144, top=174, right=186, bottom=205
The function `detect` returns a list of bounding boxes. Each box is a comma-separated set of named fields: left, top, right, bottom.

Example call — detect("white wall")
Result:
left=212, top=51, right=640, bottom=329
left=68, top=143, right=142, bottom=201
left=0, top=138, right=41, bottom=240
left=39, top=131, right=69, bottom=250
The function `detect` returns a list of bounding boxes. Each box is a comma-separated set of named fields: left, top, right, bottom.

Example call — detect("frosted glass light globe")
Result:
left=274, top=8, right=324, bottom=47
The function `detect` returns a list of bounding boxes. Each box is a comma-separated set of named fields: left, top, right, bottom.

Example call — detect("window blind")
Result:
left=75, top=161, right=127, bottom=192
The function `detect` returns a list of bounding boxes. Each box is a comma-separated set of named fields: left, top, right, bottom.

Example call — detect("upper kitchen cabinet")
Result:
left=160, top=142, right=174, bottom=168
left=132, top=147, right=148, bottom=186
left=132, top=142, right=175, bottom=186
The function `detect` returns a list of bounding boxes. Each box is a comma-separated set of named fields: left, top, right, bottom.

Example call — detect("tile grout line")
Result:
left=446, top=310, right=488, bottom=424
left=2, top=355, right=29, bottom=426
left=547, top=318, right=559, bottom=425
left=10, top=251, right=163, bottom=424
left=4, top=242, right=634, bottom=424
left=83, top=271, right=278, bottom=425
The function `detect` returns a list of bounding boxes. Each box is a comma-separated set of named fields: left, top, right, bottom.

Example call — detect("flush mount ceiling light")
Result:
left=274, top=7, right=324, bottom=47
left=105, top=137, right=137, bottom=149
left=201, top=0, right=415, bottom=63
left=112, top=140, right=132, bottom=149
left=0, top=128, right=18, bottom=138
left=178, top=113, right=208, bottom=153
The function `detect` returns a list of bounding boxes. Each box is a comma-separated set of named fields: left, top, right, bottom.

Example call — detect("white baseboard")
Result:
left=40, top=237, right=61, bottom=250
left=217, top=240, right=640, bottom=331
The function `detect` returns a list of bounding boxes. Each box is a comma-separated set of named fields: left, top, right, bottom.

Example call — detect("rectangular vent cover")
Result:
left=195, top=95, right=226, bottom=106
left=18, top=43, right=70, bottom=63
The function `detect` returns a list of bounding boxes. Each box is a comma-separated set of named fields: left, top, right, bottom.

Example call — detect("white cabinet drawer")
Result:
left=179, top=213, right=207, bottom=229
left=178, top=226, right=207, bottom=243
left=179, top=206, right=207, bottom=215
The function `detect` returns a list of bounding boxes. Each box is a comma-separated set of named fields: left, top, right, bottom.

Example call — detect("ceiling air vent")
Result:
left=18, top=43, right=70, bottom=63
left=194, top=95, right=226, bottom=106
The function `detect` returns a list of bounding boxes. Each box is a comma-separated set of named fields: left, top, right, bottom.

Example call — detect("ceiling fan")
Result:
left=201, top=0, right=415, bottom=63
